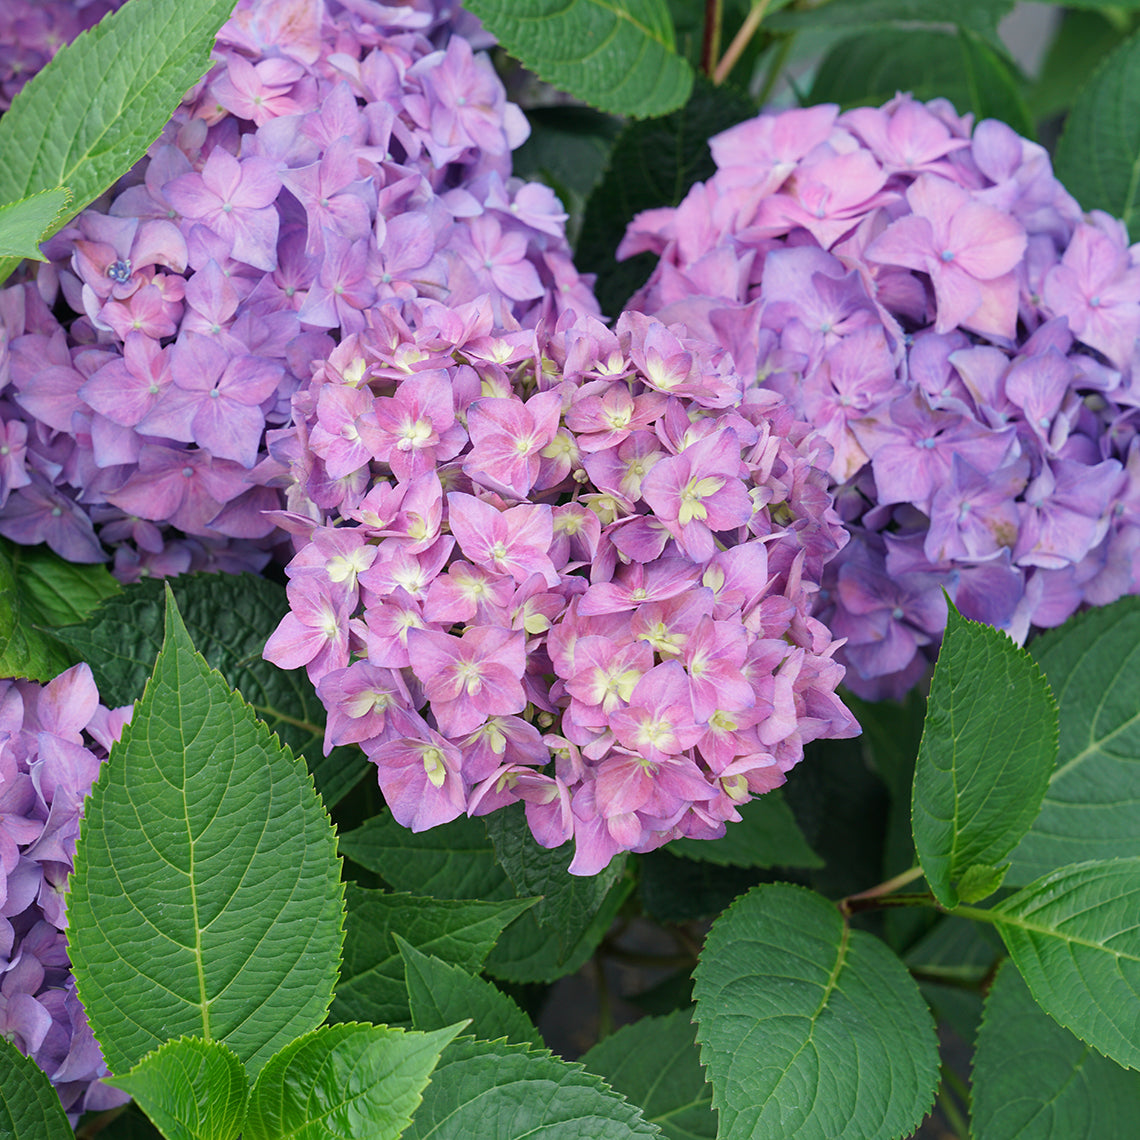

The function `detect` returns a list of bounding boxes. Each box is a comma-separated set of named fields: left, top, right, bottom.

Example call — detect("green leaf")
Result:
left=105, top=1038, right=247, bottom=1140
left=667, top=790, right=821, bottom=869
left=485, top=873, right=634, bottom=984
left=55, top=573, right=368, bottom=808
left=576, top=75, right=755, bottom=316
left=0, top=187, right=71, bottom=261
left=400, top=1036, right=661, bottom=1140
left=244, top=1022, right=463, bottom=1140
left=1011, top=597, right=1140, bottom=884
left=464, top=0, right=692, bottom=119
left=581, top=1010, right=716, bottom=1140
left=808, top=28, right=1033, bottom=137
left=767, top=0, right=1015, bottom=46
left=67, top=587, right=345, bottom=1077
left=692, top=883, right=939, bottom=1140
left=1054, top=29, right=1140, bottom=241
left=332, top=887, right=537, bottom=1025
left=398, top=936, right=541, bottom=1047
left=338, top=811, right=514, bottom=900
left=639, top=849, right=765, bottom=924
left=912, top=604, right=1058, bottom=908
left=0, top=0, right=237, bottom=282
left=984, top=858, right=1140, bottom=1072
left=1027, top=8, right=1129, bottom=122
left=0, top=537, right=118, bottom=680
left=971, top=960, right=1140, bottom=1139
left=0, top=1036, right=74, bottom=1140
left=482, top=803, right=631, bottom=982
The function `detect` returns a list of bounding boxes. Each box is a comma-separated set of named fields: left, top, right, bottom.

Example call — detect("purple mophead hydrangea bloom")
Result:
left=263, top=301, right=859, bottom=874
left=619, top=94, right=1140, bottom=699
left=0, top=0, right=596, bottom=582
left=0, top=663, right=131, bottom=1119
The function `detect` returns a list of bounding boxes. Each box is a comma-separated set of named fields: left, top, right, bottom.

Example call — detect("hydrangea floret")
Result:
left=263, top=300, right=859, bottom=873
left=620, top=95, right=1140, bottom=698
left=0, top=663, right=131, bottom=1119
left=0, top=0, right=596, bottom=582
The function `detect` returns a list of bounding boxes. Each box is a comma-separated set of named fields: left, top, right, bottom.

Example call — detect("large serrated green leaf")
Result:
left=971, top=960, right=1140, bottom=1139
left=465, top=0, right=692, bottom=119
left=0, top=0, right=235, bottom=266
left=0, top=1036, right=75, bottom=1140
left=982, top=858, right=1140, bottom=1072
left=808, top=28, right=1033, bottom=138
left=667, top=789, right=821, bottom=869
left=338, top=811, right=514, bottom=900
left=577, top=75, right=754, bottom=316
left=55, top=573, right=368, bottom=808
left=106, top=1038, right=247, bottom=1140
left=1010, top=598, right=1140, bottom=885
left=912, top=605, right=1057, bottom=908
left=244, top=1022, right=463, bottom=1140
left=398, top=936, right=541, bottom=1047
left=581, top=1011, right=716, bottom=1140
left=401, top=1036, right=662, bottom=1139
left=331, top=887, right=537, bottom=1025
left=692, top=883, right=940, bottom=1140
left=67, top=588, right=345, bottom=1078
left=0, top=188, right=71, bottom=261
left=1054, top=29, right=1140, bottom=241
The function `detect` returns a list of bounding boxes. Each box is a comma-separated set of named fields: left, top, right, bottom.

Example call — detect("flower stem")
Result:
left=701, top=0, right=724, bottom=79
left=714, top=0, right=774, bottom=86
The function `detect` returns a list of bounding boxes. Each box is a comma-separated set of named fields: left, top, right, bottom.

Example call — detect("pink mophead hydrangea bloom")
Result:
left=263, top=299, right=859, bottom=874
left=620, top=94, right=1140, bottom=699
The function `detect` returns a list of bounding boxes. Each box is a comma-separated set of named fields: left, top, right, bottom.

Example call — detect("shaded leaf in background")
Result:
left=808, top=28, right=1033, bottom=138
left=693, top=883, right=939, bottom=1140
left=465, top=0, right=692, bottom=119
left=338, top=811, right=513, bottom=901
left=1011, top=597, right=1140, bottom=884
left=576, top=75, right=754, bottom=316
left=904, top=915, right=1001, bottom=1045
left=985, top=858, right=1140, bottom=1072
left=0, top=0, right=237, bottom=282
left=483, top=803, right=631, bottom=983
left=639, top=849, right=767, bottom=925
left=1054, top=29, right=1140, bottom=240
left=1028, top=8, right=1133, bottom=123
left=401, top=1036, right=661, bottom=1140
left=332, top=887, right=536, bottom=1025
left=512, top=106, right=622, bottom=246
left=0, top=537, right=119, bottom=680
left=106, top=1038, right=246, bottom=1140
left=766, top=0, right=1015, bottom=47
left=581, top=1010, right=716, bottom=1140
left=972, top=961, right=1140, bottom=1139
left=0, top=1036, right=74, bottom=1140
left=0, top=187, right=71, bottom=260
left=67, top=590, right=345, bottom=1077
left=666, top=789, right=821, bottom=869
left=398, top=936, right=541, bottom=1047
left=912, top=605, right=1057, bottom=908
left=244, top=1022, right=463, bottom=1140
left=56, top=573, right=368, bottom=808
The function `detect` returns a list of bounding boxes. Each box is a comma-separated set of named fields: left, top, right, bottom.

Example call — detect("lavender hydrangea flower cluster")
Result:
left=0, top=0, right=126, bottom=112
left=263, top=301, right=859, bottom=874
left=0, top=0, right=596, bottom=582
left=0, top=663, right=130, bottom=1119
left=620, top=95, right=1140, bottom=699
